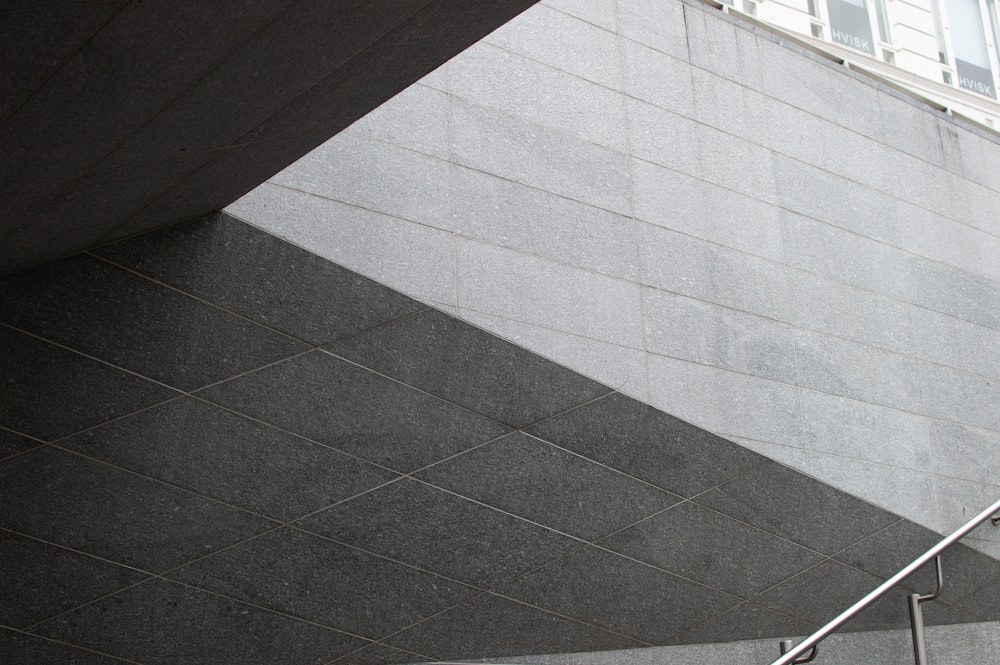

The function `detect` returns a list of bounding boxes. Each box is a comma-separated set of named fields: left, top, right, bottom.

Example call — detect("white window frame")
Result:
left=935, top=0, right=1000, bottom=97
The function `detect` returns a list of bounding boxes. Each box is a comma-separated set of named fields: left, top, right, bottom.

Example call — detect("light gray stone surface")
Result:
left=772, top=155, right=900, bottom=245
left=455, top=239, right=644, bottom=348
left=618, top=0, right=688, bottom=60
left=271, top=132, right=451, bottom=229
left=793, top=329, right=924, bottom=412
left=642, top=288, right=798, bottom=383
left=638, top=223, right=794, bottom=321
left=451, top=167, right=637, bottom=280
left=623, top=39, right=693, bottom=116
left=789, top=270, right=914, bottom=355
left=632, top=159, right=783, bottom=261
left=230, top=0, right=1000, bottom=553
left=484, top=4, right=622, bottom=91
left=450, top=43, right=627, bottom=151
left=799, top=390, right=934, bottom=469
left=450, top=98, right=631, bottom=215
left=911, top=306, right=1000, bottom=380
left=347, top=84, right=450, bottom=160
left=544, top=0, right=618, bottom=31
left=646, top=355, right=802, bottom=447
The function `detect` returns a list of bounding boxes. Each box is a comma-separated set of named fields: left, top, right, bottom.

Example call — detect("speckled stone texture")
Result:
left=1, top=212, right=998, bottom=665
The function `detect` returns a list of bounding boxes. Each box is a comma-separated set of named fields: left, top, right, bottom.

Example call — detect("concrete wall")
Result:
left=227, top=0, right=1000, bottom=556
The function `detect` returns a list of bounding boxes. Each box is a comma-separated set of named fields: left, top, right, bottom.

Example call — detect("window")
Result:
left=828, top=0, right=877, bottom=53
left=809, top=0, right=889, bottom=55
left=942, top=0, right=997, bottom=96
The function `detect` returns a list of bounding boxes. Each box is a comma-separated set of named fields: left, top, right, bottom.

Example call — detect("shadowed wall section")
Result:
left=1, top=213, right=998, bottom=664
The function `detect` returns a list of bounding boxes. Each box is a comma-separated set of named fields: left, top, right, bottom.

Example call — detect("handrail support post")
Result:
left=776, top=640, right=818, bottom=664
left=908, top=593, right=929, bottom=665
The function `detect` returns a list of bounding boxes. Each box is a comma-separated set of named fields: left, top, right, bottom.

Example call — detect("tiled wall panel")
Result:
left=228, top=0, right=1000, bottom=558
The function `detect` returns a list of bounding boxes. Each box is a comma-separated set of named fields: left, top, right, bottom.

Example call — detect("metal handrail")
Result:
left=769, top=497, right=1000, bottom=665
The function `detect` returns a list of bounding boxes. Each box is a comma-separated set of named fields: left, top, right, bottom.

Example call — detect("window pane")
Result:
left=875, top=0, right=892, bottom=42
left=828, top=0, right=876, bottom=53
left=944, top=0, right=997, bottom=96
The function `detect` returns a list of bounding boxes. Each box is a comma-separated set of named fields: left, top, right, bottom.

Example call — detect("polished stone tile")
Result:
left=773, top=155, right=899, bottom=245
left=544, top=0, right=617, bottom=28
left=632, top=158, right=782, bottom=262
left=920, top=361, right=1000, bottom=432
left=455, top=238, right=645, bottom=348
left=684, top=2, right=761, bottom=86
left=197, top=351, right=510, bottom=472
left=0, top=628, right=132, bottom=664
left=0, top=0, right=292, bottom=192
left=386, top=593, right=641, bottom=660
left=641, top=288, right=798, bottom=384
left=272, top=131, right=451, bottom=229
left=839, top=521, right=1000, bottom=611
left=798, top=390, right=933, bottom=470
left=96, top=0, right=431, bottom=168
left=415, top=432, right=681, bottom=541
left=0, top=531, right=149, bottom=628
left=348, top=83, right=450, bottom=159
left=794, top=329, right=923, bottom=413
left=484, top=4, right=622, bottom=90
left=637, top=222, right=793, bottom=322
left=0, top=2, right=129, bottom=120
left=457, top=309, right=648, bottom=398
left=228, top=182, right=458, bottom=307
left=0, top=326, right=178, bottom=441
left=835, top=520, right=940, bottom=590
left=646, top=354, right=802, bottom=447
left=299, top=478, right=578, bottom=588
left=0, top=446, right=275, bottom=572
left=450, top=42, right=626, bottom=151
left=450, top=98, right=631, bottom=215
left=63, top=397, right=399, bottom=522
left=623, top=39, right=693, bottom=116
left=35, top=578, right=362, bottom=665
left=527, top=393, right=765, bottom=497
left=0, top=429, right=40, bottom=459
left=498, top=545, right=739, bottom=644
left=0, top=254, right=307, bottom=391
left=695, top=462, right=898, bottom=554
left=752, top=560, right=910, bottom=630
left=169, top=528, right=472, bottom=639
left=327, top=309, right=609, bottom=428
left=600, top=502, right=824, bottom=599
left=95, top=212, right=425, bottom=346
left=334, top=642, right=432, bottom=665
left=451, top=166, right=637, bottom=281
left=790, top=270, right=914, bottom=356
left=674, top=601, right=814, bottom=645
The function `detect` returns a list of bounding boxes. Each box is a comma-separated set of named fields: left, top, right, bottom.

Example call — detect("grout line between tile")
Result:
left=86, top=251, right=322, bottom=347
left=0, top=625, right=146, bottom=665
left=46, top=443, right=283, bottom=525
left=184, top=392, right=404, bottom=477
left=0, top=322, right=185, bottom=396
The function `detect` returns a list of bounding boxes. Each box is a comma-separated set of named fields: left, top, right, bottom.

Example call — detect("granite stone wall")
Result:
left=227, top=0, right=1000, bottom=556
left=3, top=213, right=998, bottom=664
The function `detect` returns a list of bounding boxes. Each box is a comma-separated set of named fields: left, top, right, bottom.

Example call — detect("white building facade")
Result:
left=738, top=0, right=1000, bottom=126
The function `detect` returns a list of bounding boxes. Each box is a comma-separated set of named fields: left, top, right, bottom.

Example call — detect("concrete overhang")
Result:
left=0, top=0, right=538, bottom=275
